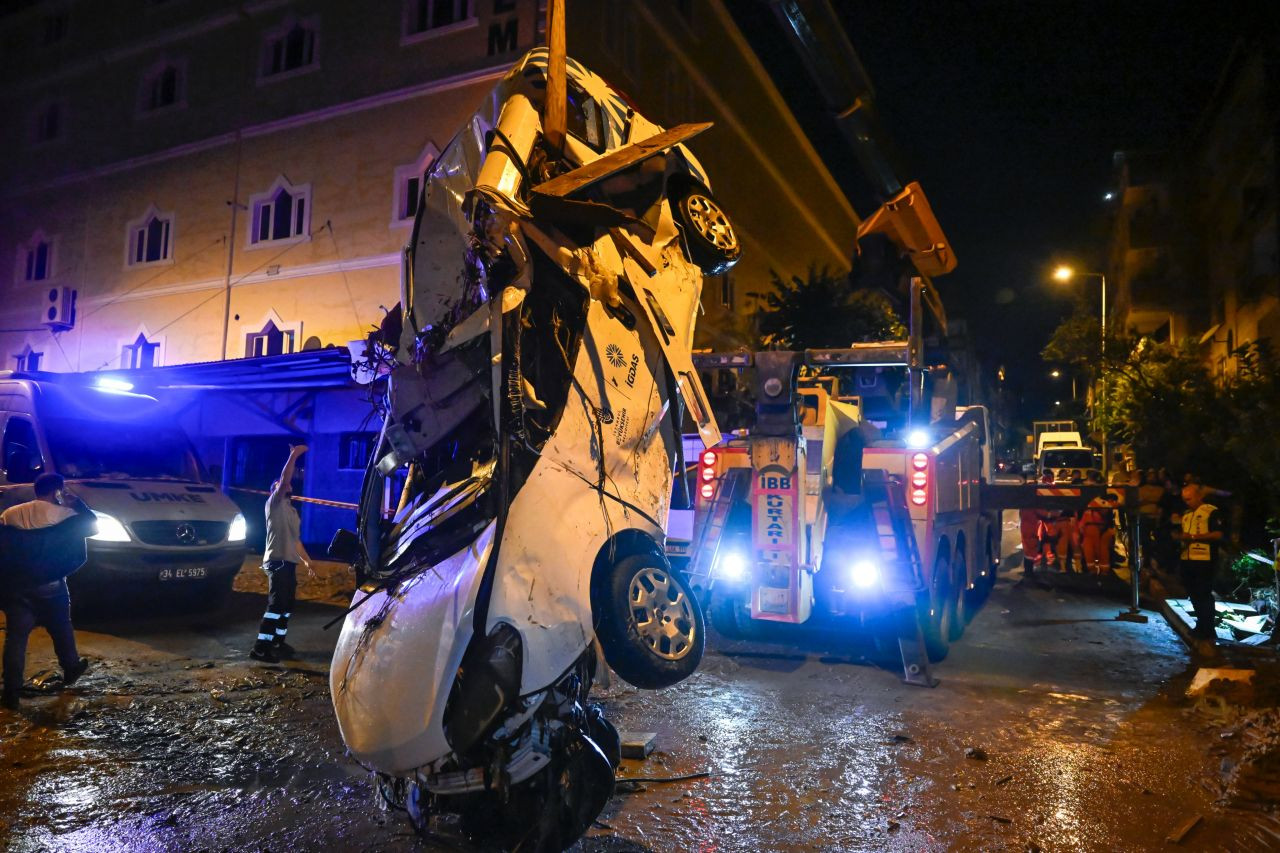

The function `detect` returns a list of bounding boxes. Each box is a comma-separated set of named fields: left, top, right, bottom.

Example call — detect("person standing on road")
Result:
left=1173, top=481, right=1224, bottom=652
left=250, top=445, right=312, bottom=664
left=1079, top=471, right=1117, bottom=575
left=1, top=473, right=94, bottom=711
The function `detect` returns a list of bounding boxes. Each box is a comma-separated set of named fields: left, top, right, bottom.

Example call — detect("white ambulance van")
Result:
left=0, top=373, right=247, bottom=608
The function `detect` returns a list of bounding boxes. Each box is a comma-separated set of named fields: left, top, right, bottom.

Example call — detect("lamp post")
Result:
left=1054, top=265, right=1108, bottom=472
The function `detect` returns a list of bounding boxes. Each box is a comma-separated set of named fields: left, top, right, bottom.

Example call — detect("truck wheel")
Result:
left=595, top=554, right=705, bottom=689
left=952, top=549, right=971, bottom=640
left=709, top=589, right=744, bottom=640
left=672, top=184, right=741, bottom=275
left=920, top=556, right=952, bottom=662
left=984, top=533, right=999, bottom=592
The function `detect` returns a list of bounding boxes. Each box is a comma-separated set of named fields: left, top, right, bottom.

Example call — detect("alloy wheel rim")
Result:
left=628, top=566, right=696, bottom=660
left=685, top=195, right=739, bottom=252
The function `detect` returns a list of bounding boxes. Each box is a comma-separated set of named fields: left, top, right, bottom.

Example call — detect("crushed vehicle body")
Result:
left=328, top=47, right=737, bottom=850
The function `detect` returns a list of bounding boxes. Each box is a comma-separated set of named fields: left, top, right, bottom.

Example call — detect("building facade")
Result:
left=0, top=0, right=862, bottom=545
left=1109, top=42, right=1278, bottom=380
left=1, top=0, right=859, bottom=373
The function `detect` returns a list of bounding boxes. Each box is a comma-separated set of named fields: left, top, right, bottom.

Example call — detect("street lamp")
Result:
left=1053, top=264, right=1109, bottom=470
left=1049, top=369, right=1061, bottom=378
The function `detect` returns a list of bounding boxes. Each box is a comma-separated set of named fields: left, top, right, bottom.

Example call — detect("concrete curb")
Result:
left=1156, top=596, right=1278, bottom=659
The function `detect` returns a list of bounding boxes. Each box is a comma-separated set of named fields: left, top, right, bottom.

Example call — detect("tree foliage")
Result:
left=758, top=265, right=906, bottom=350
left=1045, top=309, right=1280, bottom=532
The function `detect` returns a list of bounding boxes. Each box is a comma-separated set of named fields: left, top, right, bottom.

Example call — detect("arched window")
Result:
left=16, top=231, right=55, bottom=282
left=392, top=142, right=439, bottom=224
left=121, top=331, right=162, bottom=369
left=248, top=177, right=311, bottom=245
left=125, top=206, right=174, bottom=266
left=261, top=16, right=319, bottom=79
left=139, top=60, right=186, bottom=113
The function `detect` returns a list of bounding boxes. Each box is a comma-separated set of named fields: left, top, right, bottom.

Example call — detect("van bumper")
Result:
left=70, top=543, right=246, bottom=591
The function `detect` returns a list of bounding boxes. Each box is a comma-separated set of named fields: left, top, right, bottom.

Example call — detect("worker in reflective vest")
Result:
left=1173, top=482, right=1223, bottom=645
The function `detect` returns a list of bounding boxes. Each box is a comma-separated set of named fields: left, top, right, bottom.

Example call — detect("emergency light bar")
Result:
left=806, top=344, right=911, bottom=367
left=692, top=352, right=754, bottom=368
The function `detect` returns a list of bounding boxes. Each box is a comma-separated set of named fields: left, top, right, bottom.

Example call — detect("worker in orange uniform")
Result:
left=1079, top=471, right=1117, bottom=574
left=1053, top=507, right=1081, bottom=572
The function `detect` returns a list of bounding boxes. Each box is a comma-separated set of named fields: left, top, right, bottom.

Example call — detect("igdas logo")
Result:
left=605, top=344, right=626, bottom=368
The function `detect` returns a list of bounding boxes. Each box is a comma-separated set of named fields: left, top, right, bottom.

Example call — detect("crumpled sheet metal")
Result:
left=331, top=521, right=496, bottom=773
left=486, top=300, right=675, bottom=693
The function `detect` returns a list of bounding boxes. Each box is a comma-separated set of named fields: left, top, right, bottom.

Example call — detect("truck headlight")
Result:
left=849, top=558, right=880, bottom=589
left=228, top=513, right=247, bottom=542
left=715, top=550, right=748, bottom=581
left=90, top=511, right=131, bottom=542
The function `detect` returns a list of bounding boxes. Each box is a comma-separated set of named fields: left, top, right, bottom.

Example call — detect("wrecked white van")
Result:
left=328, top=48, right=737, bottom=848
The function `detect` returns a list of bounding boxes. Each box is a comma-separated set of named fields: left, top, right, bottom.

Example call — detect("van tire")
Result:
left=672, top=184, right=741, bottom=275
left=595, top=554, right=705, bottom=689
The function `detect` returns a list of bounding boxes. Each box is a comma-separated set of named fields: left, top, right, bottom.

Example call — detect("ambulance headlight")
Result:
left=716, top=550, right=748, bottom=581
left=849, top=558, right=880, bottom=589
left=228, top=513, right=247, bottom=542
left=90, top=511, right=131, bottom=542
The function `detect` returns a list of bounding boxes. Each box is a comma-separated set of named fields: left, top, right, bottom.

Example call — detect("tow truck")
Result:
left=673, top=337, right=1000, bottom=686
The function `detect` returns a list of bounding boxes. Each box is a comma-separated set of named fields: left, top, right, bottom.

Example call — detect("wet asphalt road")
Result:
left=2, top=535, right=1277, bottom=852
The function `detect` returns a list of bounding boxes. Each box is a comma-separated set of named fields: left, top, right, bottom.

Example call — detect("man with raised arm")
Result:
left=250, top=445, right=311, bottom=663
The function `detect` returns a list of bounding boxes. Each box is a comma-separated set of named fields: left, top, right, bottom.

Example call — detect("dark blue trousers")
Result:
left=3, top=582, right=80, bottom=696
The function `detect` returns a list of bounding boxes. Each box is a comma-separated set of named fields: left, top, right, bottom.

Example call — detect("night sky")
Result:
left=738, top=1, right=1257, bottom=415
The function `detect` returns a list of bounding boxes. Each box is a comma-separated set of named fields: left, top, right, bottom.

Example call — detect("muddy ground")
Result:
left=3, top=537, right=1280, bottom=852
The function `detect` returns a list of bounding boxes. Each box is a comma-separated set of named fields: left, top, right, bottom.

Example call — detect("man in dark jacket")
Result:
left=1, top=472, right=95, bottom=710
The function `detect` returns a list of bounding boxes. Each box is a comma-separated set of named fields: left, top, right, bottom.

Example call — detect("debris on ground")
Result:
left=620, top=731, right=657, bottom=759
left=1187, top=668, right=1255, bottom=703
left=965, top=746, right=988, bottom=760
left=1222, top=708, right=1280, bottom=807
left=1164, top=814, right=1202, bottom=844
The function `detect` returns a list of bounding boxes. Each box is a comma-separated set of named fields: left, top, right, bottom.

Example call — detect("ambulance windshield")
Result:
left=44, top=417, right=203, bottom=481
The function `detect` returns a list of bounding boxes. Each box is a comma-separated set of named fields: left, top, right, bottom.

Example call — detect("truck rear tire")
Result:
left=709, top=589, right=745, bottom=640
left=921, top=556, right=952, bottom=662
left=951, top=549, right=970, bottom=640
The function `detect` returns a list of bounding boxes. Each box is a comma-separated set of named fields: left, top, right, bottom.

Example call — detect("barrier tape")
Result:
left=229, top=486, right=358, bottom=511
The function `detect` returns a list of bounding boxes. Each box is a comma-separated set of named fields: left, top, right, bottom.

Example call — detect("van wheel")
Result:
left=595, top=555, right=705, bottom=689
left=672, top=184, right=741, bottom=275
left=921, top=555, right=952, bottom=662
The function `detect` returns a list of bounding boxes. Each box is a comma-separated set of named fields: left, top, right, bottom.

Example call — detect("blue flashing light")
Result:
left=95, top=376, right=134, bottom=393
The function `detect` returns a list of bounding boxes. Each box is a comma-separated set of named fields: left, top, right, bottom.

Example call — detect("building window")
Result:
left=260, top=16, right=318, bottom=80
left=125, top=207, right=174, bottom=267
left=245, top=320, right=296, bottom=358
left=43, top=11, right=68, bottom=44
left=404, top=0, right=473, bottom=39
left=719, top=274, right=733, bottom=309
left=12, top=346, right=42, bottom=374
left=338, top=432, right=377, bottom=470
left=121, top=333, right=161, bottom=369
left=248, top=178, right=311, bottom=245
left=392, top=142, right=439, bottom=224
left=33, top=101, right=63, bottom=144
left=138, top=60, right=185, bottom=114
left=17, top=232, right=55, bottom=283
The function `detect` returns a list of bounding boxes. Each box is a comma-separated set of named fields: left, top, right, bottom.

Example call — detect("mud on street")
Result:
left=3, top=547, right=1280, bottom=852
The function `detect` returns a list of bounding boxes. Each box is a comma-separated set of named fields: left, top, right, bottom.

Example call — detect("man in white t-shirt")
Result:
left=250, top=445, right=312, bottom=663
left=2, top=473, right=92, bottom=710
